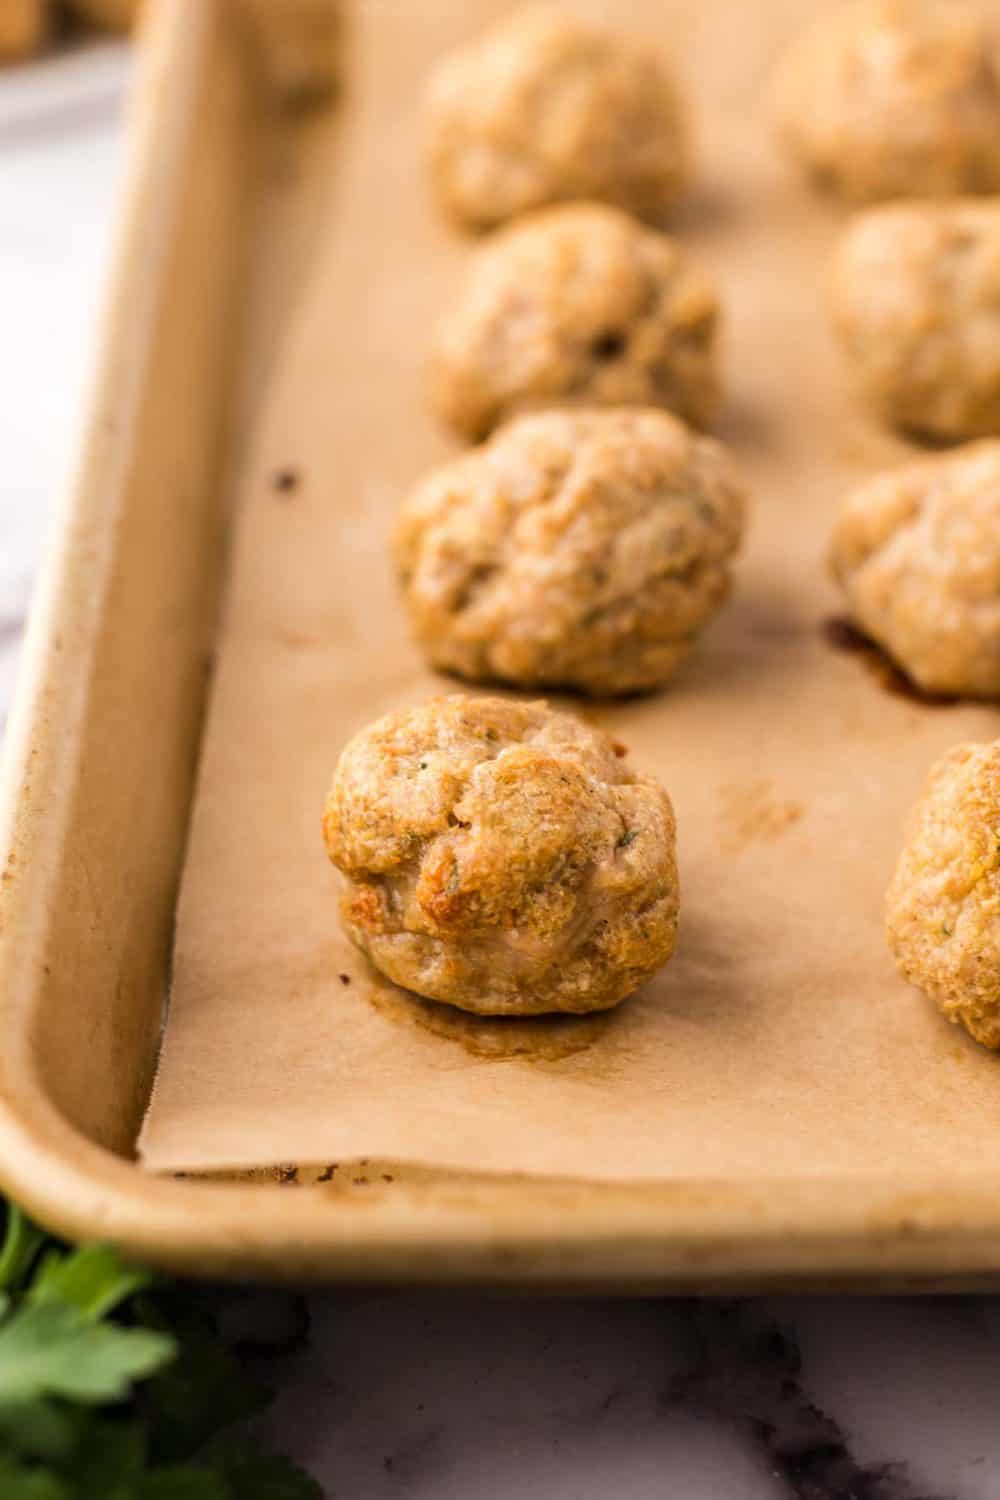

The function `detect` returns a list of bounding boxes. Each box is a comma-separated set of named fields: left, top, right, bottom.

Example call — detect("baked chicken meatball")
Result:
left=772, top=0, right=1000, bottom=203
left=830, top=200, right=1000, bottom=441
left=887, top=740, right=1000, bottom=1048
left=394, top=408, right=745, bottom=696
left=323, top=695, right=679, bottom=1015
left=829, top=442, right=1000, bottom=698
left=424, top=5, right=689, bottom=232
left=430, top=203, right=720, bottom=442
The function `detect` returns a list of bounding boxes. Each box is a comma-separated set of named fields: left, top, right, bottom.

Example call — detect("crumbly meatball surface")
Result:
left=830, top=200, right=1000, bottom=441
left=394, top=408, right=745, bottom=696
left=430, top=203, right=720, bottom=442
left=323, top=695, right=679, bottom=1015
left=424, top=5, right=689, bottom=232
left=772, top=0, right=1000, bottom=203
left=887, top=740, right=1000, bottom=1048
left=829, top=442, right=1000, bottom=697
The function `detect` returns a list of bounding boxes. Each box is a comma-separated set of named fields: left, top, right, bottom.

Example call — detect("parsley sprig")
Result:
left=0, top=1200, right=321, bottom=1498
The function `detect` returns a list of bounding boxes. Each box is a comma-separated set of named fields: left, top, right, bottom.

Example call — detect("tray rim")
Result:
left=2, top=0, right=1000, bottom=1289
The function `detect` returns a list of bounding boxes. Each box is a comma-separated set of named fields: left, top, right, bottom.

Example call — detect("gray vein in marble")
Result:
left=671, top=1302, right=948, bottom=1500
left=243, top=1291, right=1000, bottom=1499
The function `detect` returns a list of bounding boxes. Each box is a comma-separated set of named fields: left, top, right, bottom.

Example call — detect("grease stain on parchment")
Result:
left=367, top=978, right=615, bottom=1062
left=718, top=778, right=804, bottom=854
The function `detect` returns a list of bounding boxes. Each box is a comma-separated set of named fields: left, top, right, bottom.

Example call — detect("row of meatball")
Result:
left=409, top=2, right=1000, bottom=700
left=407, top=329, right=1000, bottom=707
left=427, top=0, right=1000, bottom=229
left=425, top=0, right=1000, bottom=445
left=432, top=180, right=1000, bottom=448
left=322, top=1, right=1000, bottom=1044
left=777, top=0, right=1000, bottom=1052
left=322, top=692, right=1000, bottom=1054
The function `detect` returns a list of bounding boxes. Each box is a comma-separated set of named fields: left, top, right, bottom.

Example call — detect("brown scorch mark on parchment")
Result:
left=272, top=467, right=301, bottom=495
left=718, top=779, right=803, bottom=854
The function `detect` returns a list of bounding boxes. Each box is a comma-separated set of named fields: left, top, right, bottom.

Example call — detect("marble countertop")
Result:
left=1, top=40, right=998, bottom=1500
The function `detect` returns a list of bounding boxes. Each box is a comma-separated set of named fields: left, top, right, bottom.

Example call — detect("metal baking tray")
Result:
left=2, top=0, right=1000, bottom=1289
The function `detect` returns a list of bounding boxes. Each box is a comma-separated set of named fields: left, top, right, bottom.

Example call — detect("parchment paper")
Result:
left=139, top=0, right=1000, bottom=1178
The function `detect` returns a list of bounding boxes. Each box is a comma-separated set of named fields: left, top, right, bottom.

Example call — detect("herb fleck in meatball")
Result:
left=887, top=740, right=1000, bottom=1048
left=394, top=408, right=745, bottom=696
left=424, top=5, right=690, bottom=232
left=430, top=202, right=720, bottom=442
left=829, top=442, right=1000, bottom=697
left=322, top=696, right=679, bottom=1016
left=772, top=0, right=1000, bottom=203
left=830, top=199, right=1000, bottom=441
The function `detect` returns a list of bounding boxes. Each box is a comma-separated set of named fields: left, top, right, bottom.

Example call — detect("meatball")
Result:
left=772, top=0, right=1000, bottom=203
left=423, top=5, right=689, bottom=232
left=828, top=442, right=1000, bottom=697
left=322, top=695, right=679, bottom=1015
left=430, top=203, right=720, bottom=442
left=394, top=408, right=745, bottom=696
left=887, top=740, right=1000, bottom=1048
left=830, top=200, right=1000, bottom=441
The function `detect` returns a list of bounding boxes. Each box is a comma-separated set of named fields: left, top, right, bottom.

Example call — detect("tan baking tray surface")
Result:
left=2, top=0, right=1000, bottom=1287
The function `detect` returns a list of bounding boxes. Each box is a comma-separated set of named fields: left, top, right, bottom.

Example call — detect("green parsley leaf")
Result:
left=0, top=1207, right=46, bottom=1292
left=0, top=1301, right=175, bottom=1405
left=0, top=1201, right=322, bottom=1499
left=28, top=1245, right=154, bottom=1323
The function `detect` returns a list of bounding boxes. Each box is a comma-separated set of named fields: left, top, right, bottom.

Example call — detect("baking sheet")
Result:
left=139, top=0, right=1000, bottom=1179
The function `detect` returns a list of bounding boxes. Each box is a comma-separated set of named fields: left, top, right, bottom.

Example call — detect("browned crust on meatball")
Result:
left=430, top=202, right=720, bottom=442
left=424, top=5, right=689, bottom=232
left=323, top=695, right=679, bottom=1015
left=830, top=199, right=1000, bottom=442
left=773, top=0, right=1000, bottom=203
left=887, top=740, right=1000, bottom=1048
left=394, top=407, right=745, bottom=696
left=828, top=441, right=1000, bottom=697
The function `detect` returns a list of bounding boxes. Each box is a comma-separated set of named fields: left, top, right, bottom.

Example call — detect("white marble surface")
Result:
left=0, top=41, right=129, bottom=721
left=2, top=39, right=1000, bottom=1500
left=250, top=1294, right=1000, bottom=1499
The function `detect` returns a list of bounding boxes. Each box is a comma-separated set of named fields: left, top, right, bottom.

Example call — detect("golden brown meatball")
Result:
left=887, top=740, right=1000, bottom=1048
left=424, top=5, right=689, bottom=232
left=430, top=203, right=720, bottom=442
left=394, top=408, right=745, bottom=696
left=828, top=442, right=1000, bottom=697
left=772, top=0, right=1000, bottom=203
left=323, top=695, right=679, bottom=1015
left=830, top=199, right=1000, bottom=441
